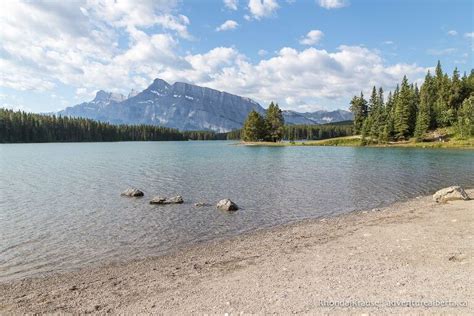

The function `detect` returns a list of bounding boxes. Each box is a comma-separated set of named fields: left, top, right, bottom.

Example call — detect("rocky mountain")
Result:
left=59, top=79, right=265, bottom=132
left=283, top=110, right=353, bottom=125
left=58, top=79, right=352, bottom=132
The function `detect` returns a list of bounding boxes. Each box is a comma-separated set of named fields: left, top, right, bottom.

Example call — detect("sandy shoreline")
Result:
left=1, top=190, right=473, bottom=314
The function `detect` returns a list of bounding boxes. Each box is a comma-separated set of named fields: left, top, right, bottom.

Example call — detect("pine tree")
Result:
left=414, top=74, right=434, bottom=140
left=456, top=95, right=474, bottom=139
left=265, top=102, right=285, bottom=142
left=349, top=92, right=368, bottom=134
left=449, top=67, right=463, bottom=111
left=242, top=110, right=266, bottom=141
left=394, top=76, right=412, bottom=139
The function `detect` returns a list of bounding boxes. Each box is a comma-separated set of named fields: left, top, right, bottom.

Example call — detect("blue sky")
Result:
left=0, top=0, right=472, bottom=113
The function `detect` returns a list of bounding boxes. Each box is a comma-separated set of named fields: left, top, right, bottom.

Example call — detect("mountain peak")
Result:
left=148, top=78, right=170, bottom=90
left=93, top=90, right=109, bottom=101
left=93, top=90, right=126, bottom=103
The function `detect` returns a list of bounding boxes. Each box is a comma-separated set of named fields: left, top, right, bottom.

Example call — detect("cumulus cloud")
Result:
left=318, top=0, right=349, bottom=9
left=447, top=30, right=458, bottom=36
left=258, top=49, right=268, bottom=56
left=223, top=0, right=238, bottom=10
left=0, top=0, right=190, bottom=93
left=464, top=32, right=474, bottom=38
left=0, top=1, right=428, bottom=112
left=216, top=20, right=239, bottom=31
left=247, top=0, right=279, bottom=20
left=167, top=45, right=427, bottom=111
left=300, top=30, right=324, bottom=45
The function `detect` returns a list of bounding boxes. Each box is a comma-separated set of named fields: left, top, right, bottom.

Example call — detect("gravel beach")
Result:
left=1, top=190, right=472, bottom=314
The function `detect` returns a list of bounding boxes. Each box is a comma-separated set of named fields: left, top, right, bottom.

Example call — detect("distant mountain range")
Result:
left=58, top=79, right=352, bottom=132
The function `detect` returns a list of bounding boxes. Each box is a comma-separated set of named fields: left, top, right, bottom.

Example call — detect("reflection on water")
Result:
left=0, top=141, right=473, bottom=281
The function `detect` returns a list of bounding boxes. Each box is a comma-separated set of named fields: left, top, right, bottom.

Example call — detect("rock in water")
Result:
left=216, top=199, right=239, bottom=211
left=433, top=186, right=470, bottom=203
left=167, top=196, right=184, bottom=204
left=121, top=188, right=144, bottom=197
left=194, top=202, right=211, bottom=207
left=150, top=196, right=184, bottom=205
left=150, top=197, right=166, bottom=204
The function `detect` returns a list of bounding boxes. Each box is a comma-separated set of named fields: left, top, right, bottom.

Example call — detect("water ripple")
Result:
left=0, top=142, right=473, bottom=281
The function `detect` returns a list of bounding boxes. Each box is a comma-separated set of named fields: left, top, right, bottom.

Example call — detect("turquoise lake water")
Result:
left=1, top=141, right=473, bottom=281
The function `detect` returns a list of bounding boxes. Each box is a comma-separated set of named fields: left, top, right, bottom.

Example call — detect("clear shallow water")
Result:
left=1, top=141, right=473, bottom=281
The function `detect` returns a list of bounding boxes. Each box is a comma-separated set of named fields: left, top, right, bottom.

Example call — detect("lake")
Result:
left=1, top=141, right=473, bottom=281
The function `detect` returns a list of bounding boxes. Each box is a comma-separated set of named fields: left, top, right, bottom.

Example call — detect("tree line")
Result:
left=226, top=121, right=353, bottom=141
left=0, top=108, right=235, bottom=143
left=285, top=121, right=353, bottom=141
left=350, top=61, right=474, bottom=143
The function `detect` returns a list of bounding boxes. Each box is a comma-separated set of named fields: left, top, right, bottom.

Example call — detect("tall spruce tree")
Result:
left=414, top=73, right=434, bottom=140
left=349, top=92, right=368, bottom=134
left=456, top=95, right=474, bottom=139
left=394, top=76, right=412, bottom=139
left=242, top=110, right=266, bottom=141
left=449, top=67, right=463, bottom=111
left=265, top=102, right=285, bottom=142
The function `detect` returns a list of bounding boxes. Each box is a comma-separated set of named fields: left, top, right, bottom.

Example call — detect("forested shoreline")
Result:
left=0, top=107, right=353, bottom=143
left=350, top=61, right=473, bottom=144
left=2, top=60, right=471, bottom=145
left=0, top=108, right=227, bottom=143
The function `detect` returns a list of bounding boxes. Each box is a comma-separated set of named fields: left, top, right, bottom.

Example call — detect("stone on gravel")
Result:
left=433, top=186, right=470, bottom=203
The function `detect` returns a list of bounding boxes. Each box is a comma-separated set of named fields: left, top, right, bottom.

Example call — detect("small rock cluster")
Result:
left=121, top=188, right=239, bottom=211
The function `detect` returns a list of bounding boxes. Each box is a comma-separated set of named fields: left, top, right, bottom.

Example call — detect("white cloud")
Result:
left=0, top=1, right=428, bottom=112
left=155, top=14, right=192, bottom=39
left=247, top=0, right=279, bottom=20
left=0, top=0, right=190, bottom=93
left=166, top=45, right=427, bottom=111
left=318, top=0, right=349, bottom=9
left=223, top=0, right=238, bottom=10
left=383, top=40, right=394, bottom=45
left=258, top=49, right=268, bottom=56
left=464, top=32, right=474, bottom=38
left=447, top=30, right=458, bottom=36
left=300, top=30, right=324, bottom=45
left=216, top=20, right=239, bottom=31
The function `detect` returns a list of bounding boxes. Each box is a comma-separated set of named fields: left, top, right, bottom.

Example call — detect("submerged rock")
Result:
left=433, top=186, right=470, bottom=203
left=216, top=199, right=239, bottom=211
left=121, top=188, right=144, bottom=197
left=194, top=202, right=211, bottom=207
left=150, top=195, right=184, bottom=205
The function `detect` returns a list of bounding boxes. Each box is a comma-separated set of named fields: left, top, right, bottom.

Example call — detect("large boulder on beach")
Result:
left=150, top=195, right=184, bottom=205
left=121, top=188, right=144, bottom=197
left=433, top=186, right=470, bottom=203
left=216, top=199, right=239, bottom=211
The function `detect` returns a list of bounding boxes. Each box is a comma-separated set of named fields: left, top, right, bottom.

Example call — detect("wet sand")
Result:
left=1, top=190, right=472, bottom=314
